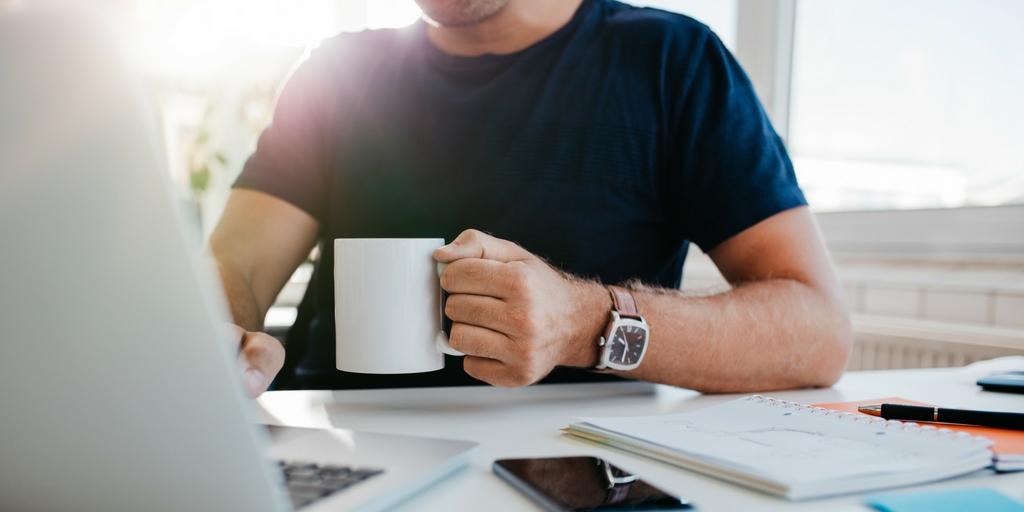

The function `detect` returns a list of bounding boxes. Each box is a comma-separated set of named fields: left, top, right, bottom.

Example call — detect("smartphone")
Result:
left=493, top=456, right=693, bottom=512
left=978, top=371, right=1024, bottom=394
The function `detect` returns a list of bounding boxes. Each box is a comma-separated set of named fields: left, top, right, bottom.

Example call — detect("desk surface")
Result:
left=256, top=368, right=1024, bottom=511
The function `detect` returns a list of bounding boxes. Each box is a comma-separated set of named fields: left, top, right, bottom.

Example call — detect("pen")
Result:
left=858, top=404, right=1024, bottom=431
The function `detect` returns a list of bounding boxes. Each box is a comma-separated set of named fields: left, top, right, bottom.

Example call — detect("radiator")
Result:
left=849, top=314, right=1024, bottom=371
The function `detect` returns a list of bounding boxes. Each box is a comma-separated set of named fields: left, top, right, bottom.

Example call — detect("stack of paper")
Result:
left=566, top=396, right=994, bottom=501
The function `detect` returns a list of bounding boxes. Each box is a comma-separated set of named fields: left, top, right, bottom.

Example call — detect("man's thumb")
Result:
left=433, top=229, right=529, bottom=263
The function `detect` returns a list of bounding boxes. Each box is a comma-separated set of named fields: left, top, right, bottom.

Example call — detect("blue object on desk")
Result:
left=866, top=488, right=1024, bottom=512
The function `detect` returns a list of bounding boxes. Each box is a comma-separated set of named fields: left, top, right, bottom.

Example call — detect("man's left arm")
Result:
left=435, top=206, right=852, bottom=392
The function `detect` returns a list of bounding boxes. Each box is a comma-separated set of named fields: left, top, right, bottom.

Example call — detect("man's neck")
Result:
left=425, top=0, right=585, bottom=57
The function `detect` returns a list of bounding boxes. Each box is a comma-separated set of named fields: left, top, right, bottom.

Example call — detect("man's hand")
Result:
left=433, top=230, right=610, bottom=387
left=226, top=324, right=285, bottom=398
left=210, top=189, right=317, bottom=397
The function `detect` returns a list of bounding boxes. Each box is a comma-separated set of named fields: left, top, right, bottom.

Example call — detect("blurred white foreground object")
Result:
left=0, top=8, right=475, bottom=512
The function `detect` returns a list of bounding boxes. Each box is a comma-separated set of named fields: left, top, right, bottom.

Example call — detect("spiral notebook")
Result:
left=565, top=396, right=995, bottom=501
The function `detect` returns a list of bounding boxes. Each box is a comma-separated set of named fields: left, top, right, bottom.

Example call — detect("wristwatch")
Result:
left=594, top=285, right=650, bottom=371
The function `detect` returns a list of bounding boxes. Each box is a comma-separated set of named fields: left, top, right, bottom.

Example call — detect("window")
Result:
left=788, top=0, right=1024, bottom=212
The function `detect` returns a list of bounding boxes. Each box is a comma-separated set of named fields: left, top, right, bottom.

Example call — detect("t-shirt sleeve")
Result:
left=233, top=47, right=338, bottom=224
left=671, top=30, right=807, bottom=251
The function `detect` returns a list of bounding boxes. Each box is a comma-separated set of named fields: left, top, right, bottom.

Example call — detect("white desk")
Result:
left=256, top=369, right=1024, bottom=511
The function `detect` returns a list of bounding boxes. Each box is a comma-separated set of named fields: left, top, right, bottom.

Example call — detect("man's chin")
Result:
left=416, top=0, right=513, bottom=27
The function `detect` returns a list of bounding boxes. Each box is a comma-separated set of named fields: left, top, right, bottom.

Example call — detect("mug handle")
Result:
left=436, top=262, right=465, bottom=357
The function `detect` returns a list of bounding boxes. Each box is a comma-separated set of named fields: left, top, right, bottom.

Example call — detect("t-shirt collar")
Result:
left=418, top=0, right=597, bottom=74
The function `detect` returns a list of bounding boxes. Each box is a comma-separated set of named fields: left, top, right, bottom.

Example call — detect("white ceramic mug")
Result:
left=334, top=238, right=464, bottom=374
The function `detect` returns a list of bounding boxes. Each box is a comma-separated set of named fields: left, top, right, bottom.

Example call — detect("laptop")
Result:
left=0, top=7, right=477, bottom=512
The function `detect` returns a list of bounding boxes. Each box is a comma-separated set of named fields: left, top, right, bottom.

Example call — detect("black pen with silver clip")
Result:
left=858, top=404, right=1024, bottom=431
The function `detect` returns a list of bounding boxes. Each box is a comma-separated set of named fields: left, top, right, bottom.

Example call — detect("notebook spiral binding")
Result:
left=744, top=395, right=993, bottom=446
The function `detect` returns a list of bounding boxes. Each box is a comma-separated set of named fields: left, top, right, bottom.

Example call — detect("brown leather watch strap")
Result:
left=607, top=285, right=641, bottom=320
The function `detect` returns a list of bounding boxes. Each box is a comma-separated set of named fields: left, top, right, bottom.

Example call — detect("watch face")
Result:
left=608, top=323, right=647, bottom=366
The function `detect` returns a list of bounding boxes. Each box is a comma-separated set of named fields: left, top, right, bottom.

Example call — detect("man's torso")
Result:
left=236, top=0, right=804, bottom=388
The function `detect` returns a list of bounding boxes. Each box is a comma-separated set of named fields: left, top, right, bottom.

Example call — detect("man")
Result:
left=211, top=0, right=852, bottom=397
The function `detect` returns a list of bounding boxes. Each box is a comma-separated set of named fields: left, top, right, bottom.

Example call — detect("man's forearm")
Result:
left=216, top=260, right=265, bottom=333
left=621, top=278, right=851, bottom=393
left=215, top=259, right=288, bottom=397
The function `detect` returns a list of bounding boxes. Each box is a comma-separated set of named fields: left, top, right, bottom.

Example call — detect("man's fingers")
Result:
left=433, top=229, right=532, bottom=264
left=448, top=322, right=509, bottom=360
left=462, top=356, right=507, bottom=386
left=237, top=331, right=285, bottom=398
left=463, top=356, right=544, bottom=388
left=440, top=258, right=528, bottom=299
left=450, top=323, right=548, bottom=388
left=446, top=293, right=526, bottom=336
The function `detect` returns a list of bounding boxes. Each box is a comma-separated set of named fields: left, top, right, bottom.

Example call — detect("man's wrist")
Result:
left=560, top=281, right=612, bottom=368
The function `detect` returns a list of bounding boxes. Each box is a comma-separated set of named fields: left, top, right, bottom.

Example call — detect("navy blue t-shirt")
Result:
left=235, top=0, right=806, bottom=389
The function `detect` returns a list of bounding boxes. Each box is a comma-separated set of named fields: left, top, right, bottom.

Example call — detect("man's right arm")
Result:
left=209, top=188, right=320, bottom=396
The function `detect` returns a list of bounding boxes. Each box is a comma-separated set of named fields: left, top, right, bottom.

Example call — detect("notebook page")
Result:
left=578, top=397, right=991, bottom=486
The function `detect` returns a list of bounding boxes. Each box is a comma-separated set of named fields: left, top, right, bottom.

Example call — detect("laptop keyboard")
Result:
left=278, top=461, right=384, bottom=510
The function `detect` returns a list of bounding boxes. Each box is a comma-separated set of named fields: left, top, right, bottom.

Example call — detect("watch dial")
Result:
left=609, top=324, right=647, bottom=366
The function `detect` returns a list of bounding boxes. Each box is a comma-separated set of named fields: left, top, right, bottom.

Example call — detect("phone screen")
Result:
left=493, top=457, right=692, bottom=512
